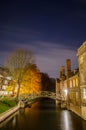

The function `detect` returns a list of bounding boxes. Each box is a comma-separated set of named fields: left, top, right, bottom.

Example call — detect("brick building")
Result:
left=56, top=41, right=86, bottom=120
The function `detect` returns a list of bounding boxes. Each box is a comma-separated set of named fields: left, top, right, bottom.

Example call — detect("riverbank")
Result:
left=0, top=104, right=20, bottom=123
left=0, top=98, right=17, bottom=114
left=0, top=97, right=19, bottom=122
left=0, top=97, right=42, bottom=123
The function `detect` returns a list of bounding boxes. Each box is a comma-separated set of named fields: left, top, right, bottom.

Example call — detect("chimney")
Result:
left=60, top=71, right=62, bottom=79
left=66, top=59, right=71, bottom=78
left=61, top=66, right=65, bottom=75
left=60, top=66, right=66, bottom=80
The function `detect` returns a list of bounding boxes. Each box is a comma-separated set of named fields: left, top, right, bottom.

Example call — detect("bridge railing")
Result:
left=19, top=91, right=56, bottom=101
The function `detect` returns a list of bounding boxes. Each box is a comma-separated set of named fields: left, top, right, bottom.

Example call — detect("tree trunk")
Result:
left=16, top=80, right=21, bottom=101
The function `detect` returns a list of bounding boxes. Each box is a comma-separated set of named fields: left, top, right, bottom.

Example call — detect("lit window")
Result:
left=70, top=80, right=72, bottom=88
left=83, top=88, right=86, bottom=99
left=76, top=78, right=78, bottom=86
left=2, top=85, right=7, bottom=90
left=73, top=79, right=75, bottom=87
left=80, top=71, right=85, bottom=83
left=4, top=80, right=8, bottom=84
left=76, top=92, right=79, bottom=99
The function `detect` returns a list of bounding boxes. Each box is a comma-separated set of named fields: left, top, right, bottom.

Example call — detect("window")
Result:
left=70, top=80, right=72, bottom=88
left=83, top=88, right=86, bottom=99
left=73, top=79, right=75, bottom=87
left=76, top=92, right=79, bottom=99
left=80, top=71, right=85, bottom=83
left=76, top=78, right=78, bottom=87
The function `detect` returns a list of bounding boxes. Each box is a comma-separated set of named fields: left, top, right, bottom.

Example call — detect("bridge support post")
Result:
left=19, top=101, right=25, bottom=108
left=56, top=100, right=61, bottom=107
left=61, top=101, right=67, bottom=109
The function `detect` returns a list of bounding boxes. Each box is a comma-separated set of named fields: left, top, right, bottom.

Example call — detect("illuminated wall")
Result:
left=77, top=41, right=86, bottom=120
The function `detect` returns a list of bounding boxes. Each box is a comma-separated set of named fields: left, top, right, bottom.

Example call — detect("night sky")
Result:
left=0, top=0, right=86, bottom=78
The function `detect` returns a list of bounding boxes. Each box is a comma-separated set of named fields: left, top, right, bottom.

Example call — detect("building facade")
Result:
left=77, top=41, right=86, bottom=120
left=56, top=41, right=86, bottom=120
left=0, top=66, right=11, bottom=96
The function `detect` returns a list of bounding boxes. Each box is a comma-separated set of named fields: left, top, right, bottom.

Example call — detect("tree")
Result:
left=41, top=73, right=55, bottom=92
left=21, top=64, right=41, bottom=94
left=29, top=64, right=41, bottom=93
left=41, top=73, right=51, bottom=91
left=5, top=48, right=35, bottom=100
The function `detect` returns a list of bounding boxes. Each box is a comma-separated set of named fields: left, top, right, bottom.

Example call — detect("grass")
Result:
left=0, top=97, right=17, bottom=114
left=0, top=97, right=42, bottom=114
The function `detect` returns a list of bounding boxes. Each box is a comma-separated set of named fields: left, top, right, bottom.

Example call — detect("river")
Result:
left=0, top=98, right=86, bottom=130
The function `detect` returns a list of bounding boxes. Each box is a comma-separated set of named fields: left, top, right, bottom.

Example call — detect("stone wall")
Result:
left=0, top=104, right=20, bottom=123
left=69, top=103, right=81, bottom=117
left=77, top=41, right=86, bottom=120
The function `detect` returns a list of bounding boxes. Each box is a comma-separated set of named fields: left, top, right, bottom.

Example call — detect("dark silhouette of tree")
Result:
left=41, top=73, right=55, bottom=92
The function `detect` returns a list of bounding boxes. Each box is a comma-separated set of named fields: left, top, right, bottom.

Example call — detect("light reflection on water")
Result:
left=60, top=110, right=73, bottom=130
left=0, top=99, right=86, bottom=130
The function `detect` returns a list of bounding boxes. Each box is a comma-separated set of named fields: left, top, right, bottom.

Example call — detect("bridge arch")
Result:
left=19, top=91, right=56, bottom=103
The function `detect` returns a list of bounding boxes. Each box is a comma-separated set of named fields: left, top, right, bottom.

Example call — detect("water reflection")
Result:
left=0, top=111, right=19, bottom=129
left=60, top=110, right=73, bottom=130
left=12, top=116, right=16, bottom=127
left=60, top=110, right=86, bottom=130
left=1, top=98, right=86, bottom=130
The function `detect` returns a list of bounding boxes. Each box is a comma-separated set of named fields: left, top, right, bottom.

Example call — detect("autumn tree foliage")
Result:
left=21, top=64, right=41, bottom=94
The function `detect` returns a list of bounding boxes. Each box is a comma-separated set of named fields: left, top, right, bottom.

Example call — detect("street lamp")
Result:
left=64, top=89, right=68, bottom=96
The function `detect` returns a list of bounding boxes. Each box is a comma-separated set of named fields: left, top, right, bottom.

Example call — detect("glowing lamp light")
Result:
left=64, top=89, right=68, bottom=96
left=83, top=89, right=86, bottom=99
left=7, top=76, right=12, bottom=80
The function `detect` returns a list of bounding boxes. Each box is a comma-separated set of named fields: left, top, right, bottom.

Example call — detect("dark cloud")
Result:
left=0, top=41, right=78, bottom=77
left=0, top=0, right=85, bottom=77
